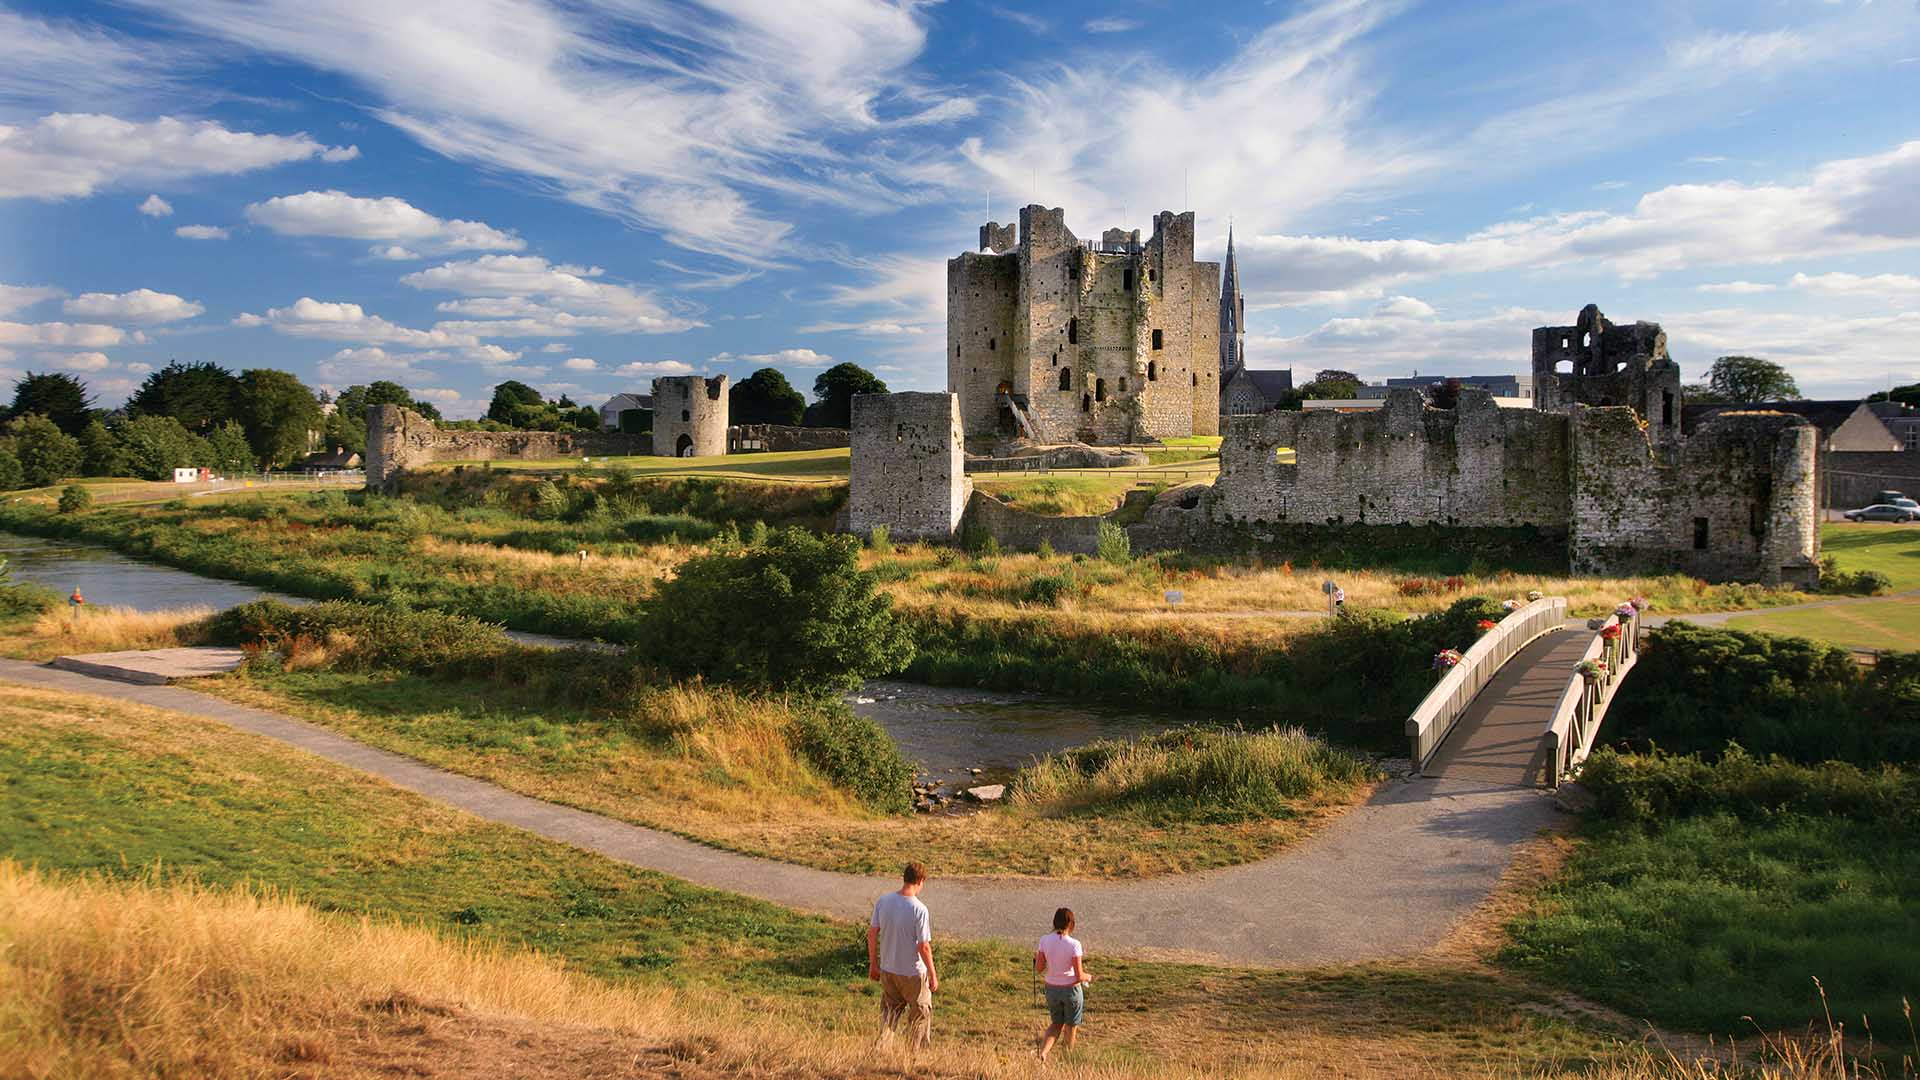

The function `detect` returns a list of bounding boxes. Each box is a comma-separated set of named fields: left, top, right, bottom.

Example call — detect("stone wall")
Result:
left=848, top=392, right=970, bottom=541
left=1212, top=389, right=1572, bottom=529
left=1532, top=303, right=1683, bottom=448
left=1570, top=407, right=1819, bottom=586
left=962, top=491, right=1107, bottom=554
left=946, top=204, right=1222, bottom=445
left=652, top=375, right=730, bottom=457
left=1826, top=450, right=1920, bottom=507
left=364, top=405, right=647, bottom=489
left=727, top=424, right=849, bottom=453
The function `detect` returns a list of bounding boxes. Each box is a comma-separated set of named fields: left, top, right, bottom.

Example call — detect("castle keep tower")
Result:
left=651, top=375, right=729, bottom=457
left=948, top=204, right=1221, bottom=445
left=1532, top=303, right=1683, bottom=448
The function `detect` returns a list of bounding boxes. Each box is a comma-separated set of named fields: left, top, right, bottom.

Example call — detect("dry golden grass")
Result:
left=200, top=676, right=1358, bottom=880
left=418, top=536, right=686, bottom=598
left=872, top=544, right=1804, bottom=621
left=8, top=605, right=212, bottom=660
left=1, top=862, right=1899, bottom=1080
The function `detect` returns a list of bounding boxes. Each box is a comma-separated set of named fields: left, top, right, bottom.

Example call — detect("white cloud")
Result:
left=713, top=347, right=834, bottom=368
left=1236, top=139, right=1920, bottom=302
left=320, top=145, right=360, bottom=163
left=415, top=387, right=462, bottom=403
left=45, top=350, right=111, bottom=371
left=127, top=362, right=152, bottom=374
left=1371, top=295, right=1435, bottom=318
left=244, top=190, right=522, bottom=254
left=796, top=319, right=928, bottom=336
left=1785, top=271, right=1920, bottom=302
left=138, top=193, right=172, bottom=216
left=540, top=343, right=569, bottom=353
left=0, top=9, right=193, bottom=114
left=174, top=224, right=229, bottom=240
left=562, top=357, right=597, bottom=371
left=63, top=288, right=203, bottom=325
left=235, top=297, right=479, bottom=348
left=0, top=284, right=61, bottom=316
left=403, top=254, right=700, bottom=336
left=1696, top=281, right=1777, bottom=295
left=0, top=321, right=125, bottom=347
left=316, top=345, right=435, bottom=383
left=0, top=113, right=355, bottom=200
left=613, top=360, right=695, bottom=377
left=1084, top=17, right=1139, bottom=33
left=132, top=0, right=950, bottom=263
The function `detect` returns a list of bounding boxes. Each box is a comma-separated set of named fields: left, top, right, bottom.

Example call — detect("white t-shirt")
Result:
left=1036, top=931, right=1083, bottom=988
left=871, top=892, right=931, bottom=977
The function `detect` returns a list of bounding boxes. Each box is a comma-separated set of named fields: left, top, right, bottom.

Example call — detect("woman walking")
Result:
left=1034, top=907, right=1091, bottom=1062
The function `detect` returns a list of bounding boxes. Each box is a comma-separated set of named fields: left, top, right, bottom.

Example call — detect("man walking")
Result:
left=868, top=862, right=937, bottom=1050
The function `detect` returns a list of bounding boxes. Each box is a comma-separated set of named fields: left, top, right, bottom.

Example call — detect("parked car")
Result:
left=1843, top=503, right=1920, bottom=522
left=1875, top=489, right=1909, bottom=505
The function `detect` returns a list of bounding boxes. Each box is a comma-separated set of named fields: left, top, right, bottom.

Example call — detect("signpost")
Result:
left=1164, top=589, right=1183, bottom=611
left=1322, top=579, right=1344, bottom=619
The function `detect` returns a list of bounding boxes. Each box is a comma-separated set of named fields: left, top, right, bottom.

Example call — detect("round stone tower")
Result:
left=651, top=374, right=730, bottom=457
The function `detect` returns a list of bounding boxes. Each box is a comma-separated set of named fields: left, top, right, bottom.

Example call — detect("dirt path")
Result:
left=0, top=659, right=1563, bottom=967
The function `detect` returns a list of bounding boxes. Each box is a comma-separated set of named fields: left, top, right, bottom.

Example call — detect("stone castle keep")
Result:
left=950, top=205, right=1222, bottom=444
left=855, top=302, right=1822, bottom=585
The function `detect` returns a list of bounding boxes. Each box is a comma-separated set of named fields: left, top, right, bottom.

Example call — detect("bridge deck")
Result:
left=1423, top=629, right=1590, bottom=788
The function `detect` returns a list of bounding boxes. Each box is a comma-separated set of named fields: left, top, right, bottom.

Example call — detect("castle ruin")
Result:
left=652, top=375, right=730, bottom=458
left=950, top=205, right=1222, bottom=445
left=856, top=303, right=1823, bottom=586
left=847, top=392, right=970, bottom=542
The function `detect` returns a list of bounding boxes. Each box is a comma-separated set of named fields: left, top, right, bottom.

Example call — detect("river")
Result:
left=0, top=530, right=1185, bottom=792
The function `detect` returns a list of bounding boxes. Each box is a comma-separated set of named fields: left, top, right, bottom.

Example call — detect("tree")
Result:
left=328, top=381, right=440, bottom=455
left=1300, top=370, right=1363, bottom=400
left=1869, top=383, right=1920, bottom=409
left=486, top=380, right=545, bottom=425
left=1427, top=378, right=1463, bottom=410
left=8, top=414, right=83, bottom=486
left=127, top=361, right=242, bottom=431
left=117, top=415, right=212, bottom=480
left=634, top=527, right=914, bottom=692
left=1313, top=369, right=1363, bottom=386
left=0, top=447, right=23, bottom=490
left=236, top=368, right=321, bottom=469
left=809, top=363, right=888, bottom=428
left=79, top=419, right=129, bottom=477
left=205, top=420, right=257, bottom=475
left=618, top=408, right=652, bottom=434
left=1704, top=356, right=1800, bottom=403
left=731, top=367, right=806, bottom=426
left=10, top=372, right=93, bottom=434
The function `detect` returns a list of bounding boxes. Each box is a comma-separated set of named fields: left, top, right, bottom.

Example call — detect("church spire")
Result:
left=1220, top=225, right=1245, bottom=376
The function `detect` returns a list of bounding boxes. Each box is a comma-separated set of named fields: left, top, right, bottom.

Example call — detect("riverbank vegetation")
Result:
left=1, top=684, right=1810, bottom=1079
left=1506, top=621, right=1919, bottom=1048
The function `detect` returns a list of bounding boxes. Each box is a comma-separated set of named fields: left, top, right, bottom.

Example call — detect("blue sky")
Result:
left=1, top=0, right=1916, bottom=418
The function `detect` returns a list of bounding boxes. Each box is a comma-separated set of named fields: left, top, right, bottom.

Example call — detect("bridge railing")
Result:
left=1542, top=607, right=1643, bottom=788
left=1406, top=596, right=1568, bottom=770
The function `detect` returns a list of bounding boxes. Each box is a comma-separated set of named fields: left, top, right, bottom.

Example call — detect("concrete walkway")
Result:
left=0, top=659, right=1561, bottom=968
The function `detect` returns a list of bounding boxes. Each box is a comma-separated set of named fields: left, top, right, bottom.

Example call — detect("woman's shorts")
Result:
left=1044, top=983, right=1084, bottom=1026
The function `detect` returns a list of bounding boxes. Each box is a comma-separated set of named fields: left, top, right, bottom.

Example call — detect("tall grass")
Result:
left=1011, top=725, right=1378, bottom=823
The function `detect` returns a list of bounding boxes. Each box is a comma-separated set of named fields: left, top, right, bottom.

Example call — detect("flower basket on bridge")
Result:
left=1614, top=602, right=1637, bottom=621
left=1575, top=658, right=1608, bottom=683
left=1501, top=599, right=1520, bottom=612
left=1475, top=618, right=1497, bottom=634
left=1526, top=589, right=1543, bottom=602
left=1598, top=622, right=1623, bottom=642
left=1432, top=648, right=1464, bottom=672
left=1629, top=596, right=1648, bottom=612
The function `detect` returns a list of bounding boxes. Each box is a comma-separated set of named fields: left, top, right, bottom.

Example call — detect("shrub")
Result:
left=55, top=484, right=92, bottom=513
left=1009, top=725, right=1375, bottom=823
left=1578, top=746, right=1916, bottom=826
left=203, top=600, right=514, bottom=675
left=634, top=527, right=913, bottom=693
left=1095, top=520, right=1130, bottom=563
left=1606, top=622, right=1920, bottom=765
left=0, top=447, right=24, bottom=490
left=9, top=415, right=83, bottom=487
left=867, top=524, right=891, bottom=554
left=1021, top=571, right=1077, bottom=607
left=786, top=702, right=913, bottom=814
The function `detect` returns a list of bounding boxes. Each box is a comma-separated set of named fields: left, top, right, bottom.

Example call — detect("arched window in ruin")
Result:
left=988, top=337, right=995, bottom=351
left=1122, top=268, right=1134, bottom=291
left=1147, top=360, right=1157, bottom=382
left=675, top=433, right=693, bottom=457
left=1095, top=378, right=1107, bottom=402
left=1081, top=393, right=1091, bottom=412
left=1058, top=367, right=1072, bottom=391
left=1067, top=317, right=1078, bottom=344
left=681, top=409, right=690, bottom=422
left=1151, top=328, right=1163, bottom=350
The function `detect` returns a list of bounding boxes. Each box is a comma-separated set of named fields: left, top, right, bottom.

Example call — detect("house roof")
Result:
left=1685, top=399, right=1864, bottom=436
left=600, top=392, right=652, bottom=412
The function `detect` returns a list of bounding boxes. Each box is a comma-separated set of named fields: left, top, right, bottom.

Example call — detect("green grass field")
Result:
left=1727, top=596, right=1920, bottom=651
left=0, top=680, right=1626, bottom=1074
left=1820, top=521, right=1920, bottom=590
left=428, top=447, right=851, bottom=482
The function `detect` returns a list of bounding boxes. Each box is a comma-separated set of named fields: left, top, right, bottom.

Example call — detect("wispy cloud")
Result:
left=0, top=113, right=355, bottom=199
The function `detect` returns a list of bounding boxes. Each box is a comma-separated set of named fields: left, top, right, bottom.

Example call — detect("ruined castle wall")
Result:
left=849, top=392, right=970, bottom=541
left=1211, top=389, right=1572, bottom=529
left=364, top=405, right=647, bottom=489
left=1569, top=408, right=1820, bottom=585
left=652, top=375, right=730, bottom=457
left=727, top=424, right=849, bottom=453
left=1018, top=206, right=1086, bottom=442
left=1134, top=210, right=1195, bottom=441
left=947, top=252, right=1019, bottom=437
left=1190, top=259, right=1221, bottom=437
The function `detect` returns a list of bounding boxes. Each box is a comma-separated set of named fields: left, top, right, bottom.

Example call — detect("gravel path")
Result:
left=0, top=659, right=1562, bottom=967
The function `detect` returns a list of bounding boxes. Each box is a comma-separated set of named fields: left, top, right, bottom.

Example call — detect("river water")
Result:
left=0, top=530, right=1186, bottom=789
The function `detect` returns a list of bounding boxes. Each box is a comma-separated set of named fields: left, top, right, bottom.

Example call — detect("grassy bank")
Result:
left=1504, top=750, right=1918, bottom=1038
left=0, top=681, right=1649, bottom=1078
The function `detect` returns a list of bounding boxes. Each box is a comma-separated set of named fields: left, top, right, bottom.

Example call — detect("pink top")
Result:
left=1036, top=932, right=1084, bottom=988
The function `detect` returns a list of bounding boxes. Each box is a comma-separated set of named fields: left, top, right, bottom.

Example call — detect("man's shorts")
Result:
left=1044, top=983, right=1084, bottom=1026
